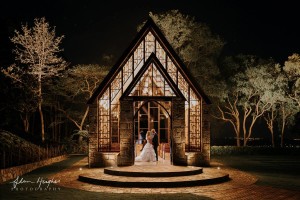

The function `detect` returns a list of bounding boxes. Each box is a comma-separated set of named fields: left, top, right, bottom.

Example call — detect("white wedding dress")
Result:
left=135, top=139, right=156, bottom=162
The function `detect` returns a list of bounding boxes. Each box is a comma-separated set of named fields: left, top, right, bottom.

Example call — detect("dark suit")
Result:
left=152, top=133, right=159, bottom=161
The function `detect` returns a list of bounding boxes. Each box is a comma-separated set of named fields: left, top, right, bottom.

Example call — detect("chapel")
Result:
left=87, top=18, right=211, bottom=167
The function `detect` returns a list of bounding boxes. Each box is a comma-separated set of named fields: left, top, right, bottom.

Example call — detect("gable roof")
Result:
left=87, top=17, right=211, bottom=104
left=120, top=53, right=186, bottom=100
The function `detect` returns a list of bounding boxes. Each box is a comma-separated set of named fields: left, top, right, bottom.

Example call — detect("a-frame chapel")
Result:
left=87, top=18, right=211, bottom=167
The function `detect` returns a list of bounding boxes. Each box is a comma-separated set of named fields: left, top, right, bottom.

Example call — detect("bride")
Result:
left=135, top=131, right=156, bottom=162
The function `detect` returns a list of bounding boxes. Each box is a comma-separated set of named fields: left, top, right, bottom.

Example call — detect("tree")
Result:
left=2, top=18, right=66, bottom=141
left=276, top=54, right=300, bottom=147
left=213, top=91, right=241, bottom=146
left=216, top=56, right=279, bottom=146
left=262, top=65, right=287, bottom=147
left=277, top=97, right=299, bottom=147
left=238, top=65, right=276, bottom=146
left=264, top=105, right=278, bottom=147
left=148, top=10, right=225, bottom=99
left=283, top=53, right=300, bottom=107
left=215, top=56, right=261, bottom=146
left=1, top=64, right=38, bottom=133
left=49, top=64, right=108, bottom=133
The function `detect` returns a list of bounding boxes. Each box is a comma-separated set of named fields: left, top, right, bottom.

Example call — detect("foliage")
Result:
left=216, top=56, right=283, bottom=146
left=0, top=130, right=65, bottom=168
left=283, top=53, right=300, bottom=107
left=47, top=64, right=109, bottom=131
left=0, top=65, right=38, bottom=133
left=211, top=146, right=300, bottom=156
left=2, top=17, right=67, bottom=141
left=62, top=130, right=89, bottom=154
left=148, top=10, right=225, bottom=99
left=10, top=18, right=66, bottom=76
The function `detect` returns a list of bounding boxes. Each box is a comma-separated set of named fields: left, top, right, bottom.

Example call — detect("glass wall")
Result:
left=98, top=30, right=202, bottom=152
left=134, top=101, right=171, bottom=144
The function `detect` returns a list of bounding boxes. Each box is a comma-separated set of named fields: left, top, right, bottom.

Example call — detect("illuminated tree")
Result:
left=213, top=55, right=254, bottom=146
left=215, top=56, right=279, bottom=146
left=50, top=64, right=108, bottom=132
left=2, top=18, right=66, bottom=141
left=283, top=53, right=300, bottom=107
left=277, top=97, right=299, bottom=147
left=238, top=64, right=279, bottom=146
left=274, top=55, right=300, bottom=147
left=213, top=91, right=241, bottom=146
left=262, top=65, right=287, bottom=147
left=148, top=10, right=225, bottom=98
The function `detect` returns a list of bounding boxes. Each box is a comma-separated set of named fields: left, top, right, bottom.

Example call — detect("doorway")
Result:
left=133, top=100, right=171, bottom=161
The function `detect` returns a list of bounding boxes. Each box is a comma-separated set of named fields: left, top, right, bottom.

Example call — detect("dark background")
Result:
left=1, top=0, right=299, bottom=66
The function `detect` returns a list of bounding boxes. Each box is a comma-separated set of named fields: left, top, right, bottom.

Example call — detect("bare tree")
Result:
left=3, top=18, right=66, bottom=141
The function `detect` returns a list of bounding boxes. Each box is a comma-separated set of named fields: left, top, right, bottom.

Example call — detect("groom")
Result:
left=151, top=129, right=159, bottom=161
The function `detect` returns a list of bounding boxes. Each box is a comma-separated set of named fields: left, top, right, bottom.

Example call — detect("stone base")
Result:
left=89, top=152, right=118, bottom=167
left=186, top=152, right=210, bottom=166
left=79, top=165, right=229, bottom=187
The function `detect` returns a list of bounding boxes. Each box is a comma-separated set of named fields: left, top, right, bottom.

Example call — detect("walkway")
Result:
left=1, top=155, right=299, bottom=200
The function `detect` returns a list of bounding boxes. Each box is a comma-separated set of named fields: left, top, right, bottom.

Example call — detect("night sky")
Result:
left=1, top=0, right=299, bottom=66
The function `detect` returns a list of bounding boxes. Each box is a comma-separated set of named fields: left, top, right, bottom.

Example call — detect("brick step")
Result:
left=78, top=167, right=230, bottom=188
left=104, top=165, right=203, bottom=177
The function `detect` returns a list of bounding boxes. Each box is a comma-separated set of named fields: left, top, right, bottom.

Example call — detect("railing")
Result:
left=0, top=144, right=66, bottom=169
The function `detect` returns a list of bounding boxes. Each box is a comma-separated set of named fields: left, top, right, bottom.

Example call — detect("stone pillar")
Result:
left=117, top=100, right=134, bottom=166
left=88, top=101, right=98, bottom=167
left=171, top=98, right=187, bottom=165
left=202, top=102, right=210, bottom=166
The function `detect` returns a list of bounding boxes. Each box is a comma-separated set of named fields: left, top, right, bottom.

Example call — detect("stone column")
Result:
left=202, top=102, right=210, bottom=166
left=117, top=100, right=134, bottom=166
left=88, top=101, right=98, bottom=167
left=171, top=98, right=187, bottom=165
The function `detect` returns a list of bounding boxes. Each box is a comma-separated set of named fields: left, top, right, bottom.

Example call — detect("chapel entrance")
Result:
left=133, top=100, right=171, bottom=162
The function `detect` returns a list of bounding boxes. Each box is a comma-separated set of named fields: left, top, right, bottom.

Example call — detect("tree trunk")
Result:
left=242, top=114, right=247, bottom=146
left=236, top=134, right=240, bottom=147
left=21, top=113, right=30, bottom=133
left=271, top=131, right=275, bottom=147
left=281, top=118, right=286, bottom=148
left=39, top=102, right=45, bottom=141
left=38, top=77, right=45, bottom=142
left=235, top=118, right=241, bottom=147
left=246, top=117, right=257, bottom=146
left=281, top=106, right=286, bottom=148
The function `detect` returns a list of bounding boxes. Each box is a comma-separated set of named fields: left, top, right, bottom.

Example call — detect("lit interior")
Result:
left=98, top=30, right=202, bottom=152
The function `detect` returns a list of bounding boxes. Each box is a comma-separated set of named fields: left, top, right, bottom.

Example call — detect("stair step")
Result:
left=104, top=165, right=203, bottom=177
left=78, top=168, right=229, bottom=188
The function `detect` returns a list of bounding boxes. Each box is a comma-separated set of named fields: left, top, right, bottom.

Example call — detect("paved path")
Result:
left=1, top=155, right=299, bottom=200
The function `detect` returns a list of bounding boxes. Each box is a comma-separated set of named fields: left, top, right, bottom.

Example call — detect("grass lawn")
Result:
left=212, top=154, right=300, bottom=191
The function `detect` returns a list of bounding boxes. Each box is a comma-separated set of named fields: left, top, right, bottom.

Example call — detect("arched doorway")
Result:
left=133, top=100, right=171, bottom=162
